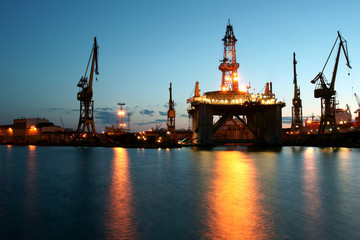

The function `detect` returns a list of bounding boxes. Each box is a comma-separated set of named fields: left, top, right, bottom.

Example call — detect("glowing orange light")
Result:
left=239, top=85, right=247, bottom=92
left=221, top=86, right=227, bottom=92
left=118, top=110, right=125, bottom=116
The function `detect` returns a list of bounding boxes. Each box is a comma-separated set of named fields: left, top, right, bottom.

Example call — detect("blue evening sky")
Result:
left=1, top=0, right=360, bottom=132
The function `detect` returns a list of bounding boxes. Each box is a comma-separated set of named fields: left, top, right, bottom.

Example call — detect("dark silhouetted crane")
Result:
left=291, top=52, right=305, bottom=133
left=311, top=31, right=351, bottom=134
left=354, top=93, right=360, bottom=124
left=167, top=82, right=175, bottom=134
left=76, top=37, right=99, bottom=137
left=219, top=20, right=239, bottom=92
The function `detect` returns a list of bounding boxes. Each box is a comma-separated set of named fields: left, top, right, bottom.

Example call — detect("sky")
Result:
left=1, top=0, right=360, bottom=132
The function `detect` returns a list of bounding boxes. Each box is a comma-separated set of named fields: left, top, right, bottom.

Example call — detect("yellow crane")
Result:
left=167, top=82, right=175, bottom=134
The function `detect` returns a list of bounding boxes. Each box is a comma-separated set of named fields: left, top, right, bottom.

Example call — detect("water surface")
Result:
left=0, top=145, right=359, bottom=239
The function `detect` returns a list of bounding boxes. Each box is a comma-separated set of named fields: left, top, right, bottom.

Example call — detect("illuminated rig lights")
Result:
left=189, top=92, right=280, bottom=106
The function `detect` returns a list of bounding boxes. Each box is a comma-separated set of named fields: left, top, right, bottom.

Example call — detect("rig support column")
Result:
left=192, top=104, right=213, bottom=145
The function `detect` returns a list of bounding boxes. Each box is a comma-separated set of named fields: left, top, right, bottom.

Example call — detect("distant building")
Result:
left=0, top=117, right=66, bottom=144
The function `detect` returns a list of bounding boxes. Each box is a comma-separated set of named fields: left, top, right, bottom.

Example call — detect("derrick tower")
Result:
left=167, top=82, right=175, bottom=134
left=291, top=52, right=305, bottom=133
left=311, top=31, right=351, bottom=134
left=219, top=20, right=239, bottom=92
left=76, top=37, right=99, bottom=137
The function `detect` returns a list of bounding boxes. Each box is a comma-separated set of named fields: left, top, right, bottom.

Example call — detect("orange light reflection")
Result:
left=24, top=144, right=38, bottom=232
left=105, top=148, right=138, bottom=239
left=206, top=151, right=272, bottom=239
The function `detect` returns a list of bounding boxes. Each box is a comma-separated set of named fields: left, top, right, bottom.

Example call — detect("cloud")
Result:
left=97, top=107, right=113, bottom=111
left=163, top=102, right=178, bottom=108
left=159, top=111, right=167, bottom=116
left=282, top=116, right=292, bottom=124
left=134, top=119, right=166, bottom=126
left=46, top=107, right=65, bottom=111
left=140, top=109, right=154, bottom=115
left=94, top=109, right=118, bottom=125
left=154, top=119, right=166, bottom=123
left=43, top=107, right=79, bottom=115
left=180, top=114, right=189, bottom=118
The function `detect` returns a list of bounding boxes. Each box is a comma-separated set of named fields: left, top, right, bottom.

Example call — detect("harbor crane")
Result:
left=311, top=31, right=351, bottom=134
left=355, top=93, right=360, bottom=124
left=76, top=37, right=99, bottom=137
left=291, top=52, right=305, bottom=133
left=167, top=82, right=175, bottom=134
left=219, top=20, right=239, bottom=92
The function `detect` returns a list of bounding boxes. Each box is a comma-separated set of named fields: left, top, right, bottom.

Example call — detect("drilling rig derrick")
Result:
left=219, top=20, right=240, bottom=92
left=76, top=37, right=99, bottom=138
left=311, top=31, right=351, bottom=134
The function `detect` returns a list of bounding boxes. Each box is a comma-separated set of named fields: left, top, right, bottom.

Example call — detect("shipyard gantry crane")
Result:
left=311, top=31, right=351, bottom=134
left=76, top=37, right=99, bottom=137
left=167, top=82, right=175, bottom=134
left=354, top=93, right=360, bottom=124
left=291, top=52, right=305, bottom=133
left=219, top=20, right=239, bottom=92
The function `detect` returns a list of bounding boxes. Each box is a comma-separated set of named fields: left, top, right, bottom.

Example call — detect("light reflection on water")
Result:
left=206, top=151, right=273, bottom=239
left=302, top=148, right=323, bottom=238
left=0, top=146, right=360, bottom=239
left=105, top=147, right=138, bottom=240
left=23, top=146, right=38, bottom=238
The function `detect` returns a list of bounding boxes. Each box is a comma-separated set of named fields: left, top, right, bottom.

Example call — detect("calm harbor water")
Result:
left=0, top=145, right=359, bottom=240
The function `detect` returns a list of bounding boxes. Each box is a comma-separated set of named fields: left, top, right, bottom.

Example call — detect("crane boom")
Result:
left=291, top=52, right=305, bottom=133
left=293, top=52, right=298, bottom=96
left=88, top=37, right=99, bottom=94
left=355, top=93, right=360, bottom=108
left=330, top=31, right=351, bottom=90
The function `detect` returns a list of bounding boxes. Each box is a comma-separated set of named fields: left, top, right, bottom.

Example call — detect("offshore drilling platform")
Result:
left=187, top=21, right=285, bottom=146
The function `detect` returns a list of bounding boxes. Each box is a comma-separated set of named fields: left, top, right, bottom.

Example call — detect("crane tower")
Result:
left=219, top=20, right=239, bottom=92
left=354, top=93, right=360, bottom=125
left=167, top=82, right=175, bottom=134
left=291, top=52, right=305, bottom=133
left=76, top=37, right=99, bottom=137
left=311, top=31, right=351, bottom=134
